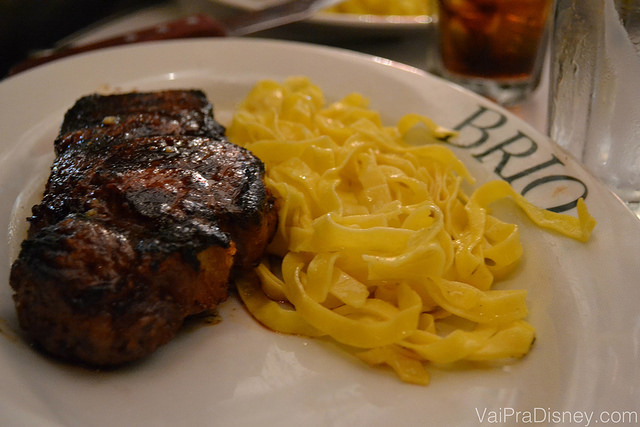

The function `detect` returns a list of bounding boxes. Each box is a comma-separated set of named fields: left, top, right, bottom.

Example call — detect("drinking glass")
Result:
left=549, top=0, right=640, bottom=213
left=428, top=0, right=553, bottom=106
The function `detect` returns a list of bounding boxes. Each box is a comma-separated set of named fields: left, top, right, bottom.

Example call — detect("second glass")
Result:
left=549, top=0, right=640, bottom=214
left=428, top=0, right=552, bottom=106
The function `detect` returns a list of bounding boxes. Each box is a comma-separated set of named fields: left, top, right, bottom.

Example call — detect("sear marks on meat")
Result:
left=9, top=90, right=277, bottom=366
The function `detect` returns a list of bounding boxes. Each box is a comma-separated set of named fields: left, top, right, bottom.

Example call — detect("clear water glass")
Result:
left=549, top=0, right=640, bottom=215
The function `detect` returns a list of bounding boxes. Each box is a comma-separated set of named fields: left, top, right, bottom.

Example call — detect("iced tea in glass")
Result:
left=430, top=0, right=552, bottom=105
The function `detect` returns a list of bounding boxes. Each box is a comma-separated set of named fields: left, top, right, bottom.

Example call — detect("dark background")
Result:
left=0, top=0, right=163, bottom=78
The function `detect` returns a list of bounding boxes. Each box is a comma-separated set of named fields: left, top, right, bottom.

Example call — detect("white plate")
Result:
left=210, top=0, right=434, bottom=32
left=1, top=39, right=639, bottom=427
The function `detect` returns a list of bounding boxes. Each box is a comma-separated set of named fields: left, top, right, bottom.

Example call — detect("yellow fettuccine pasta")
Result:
left=228, top=77, right=596, bottom=385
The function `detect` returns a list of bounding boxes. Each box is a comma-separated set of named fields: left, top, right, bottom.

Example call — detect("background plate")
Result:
left=1, top=39, right=639, bottom=427
left=179, top=0, right=435, bottom=36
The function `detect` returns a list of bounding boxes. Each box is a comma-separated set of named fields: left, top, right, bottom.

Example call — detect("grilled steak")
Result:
left=9, top=90, right=277, bottom=366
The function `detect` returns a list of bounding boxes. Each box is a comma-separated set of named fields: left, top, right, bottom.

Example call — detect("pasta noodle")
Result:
left=325, top=0, right=434, bottom=16
left=228, top=77, right=596, bottom=385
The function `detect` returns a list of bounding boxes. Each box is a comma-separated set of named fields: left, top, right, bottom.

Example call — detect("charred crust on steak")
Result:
left=9, top=90, right=277, bottom=366
left=57, top=90, right=221, bottom=140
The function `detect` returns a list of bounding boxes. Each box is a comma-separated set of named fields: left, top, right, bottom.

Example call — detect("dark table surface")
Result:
left=0, top=0, right=164, bottom=77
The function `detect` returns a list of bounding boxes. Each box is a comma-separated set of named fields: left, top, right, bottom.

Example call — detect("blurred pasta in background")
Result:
left=325, top=0, right=435, bottom=15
